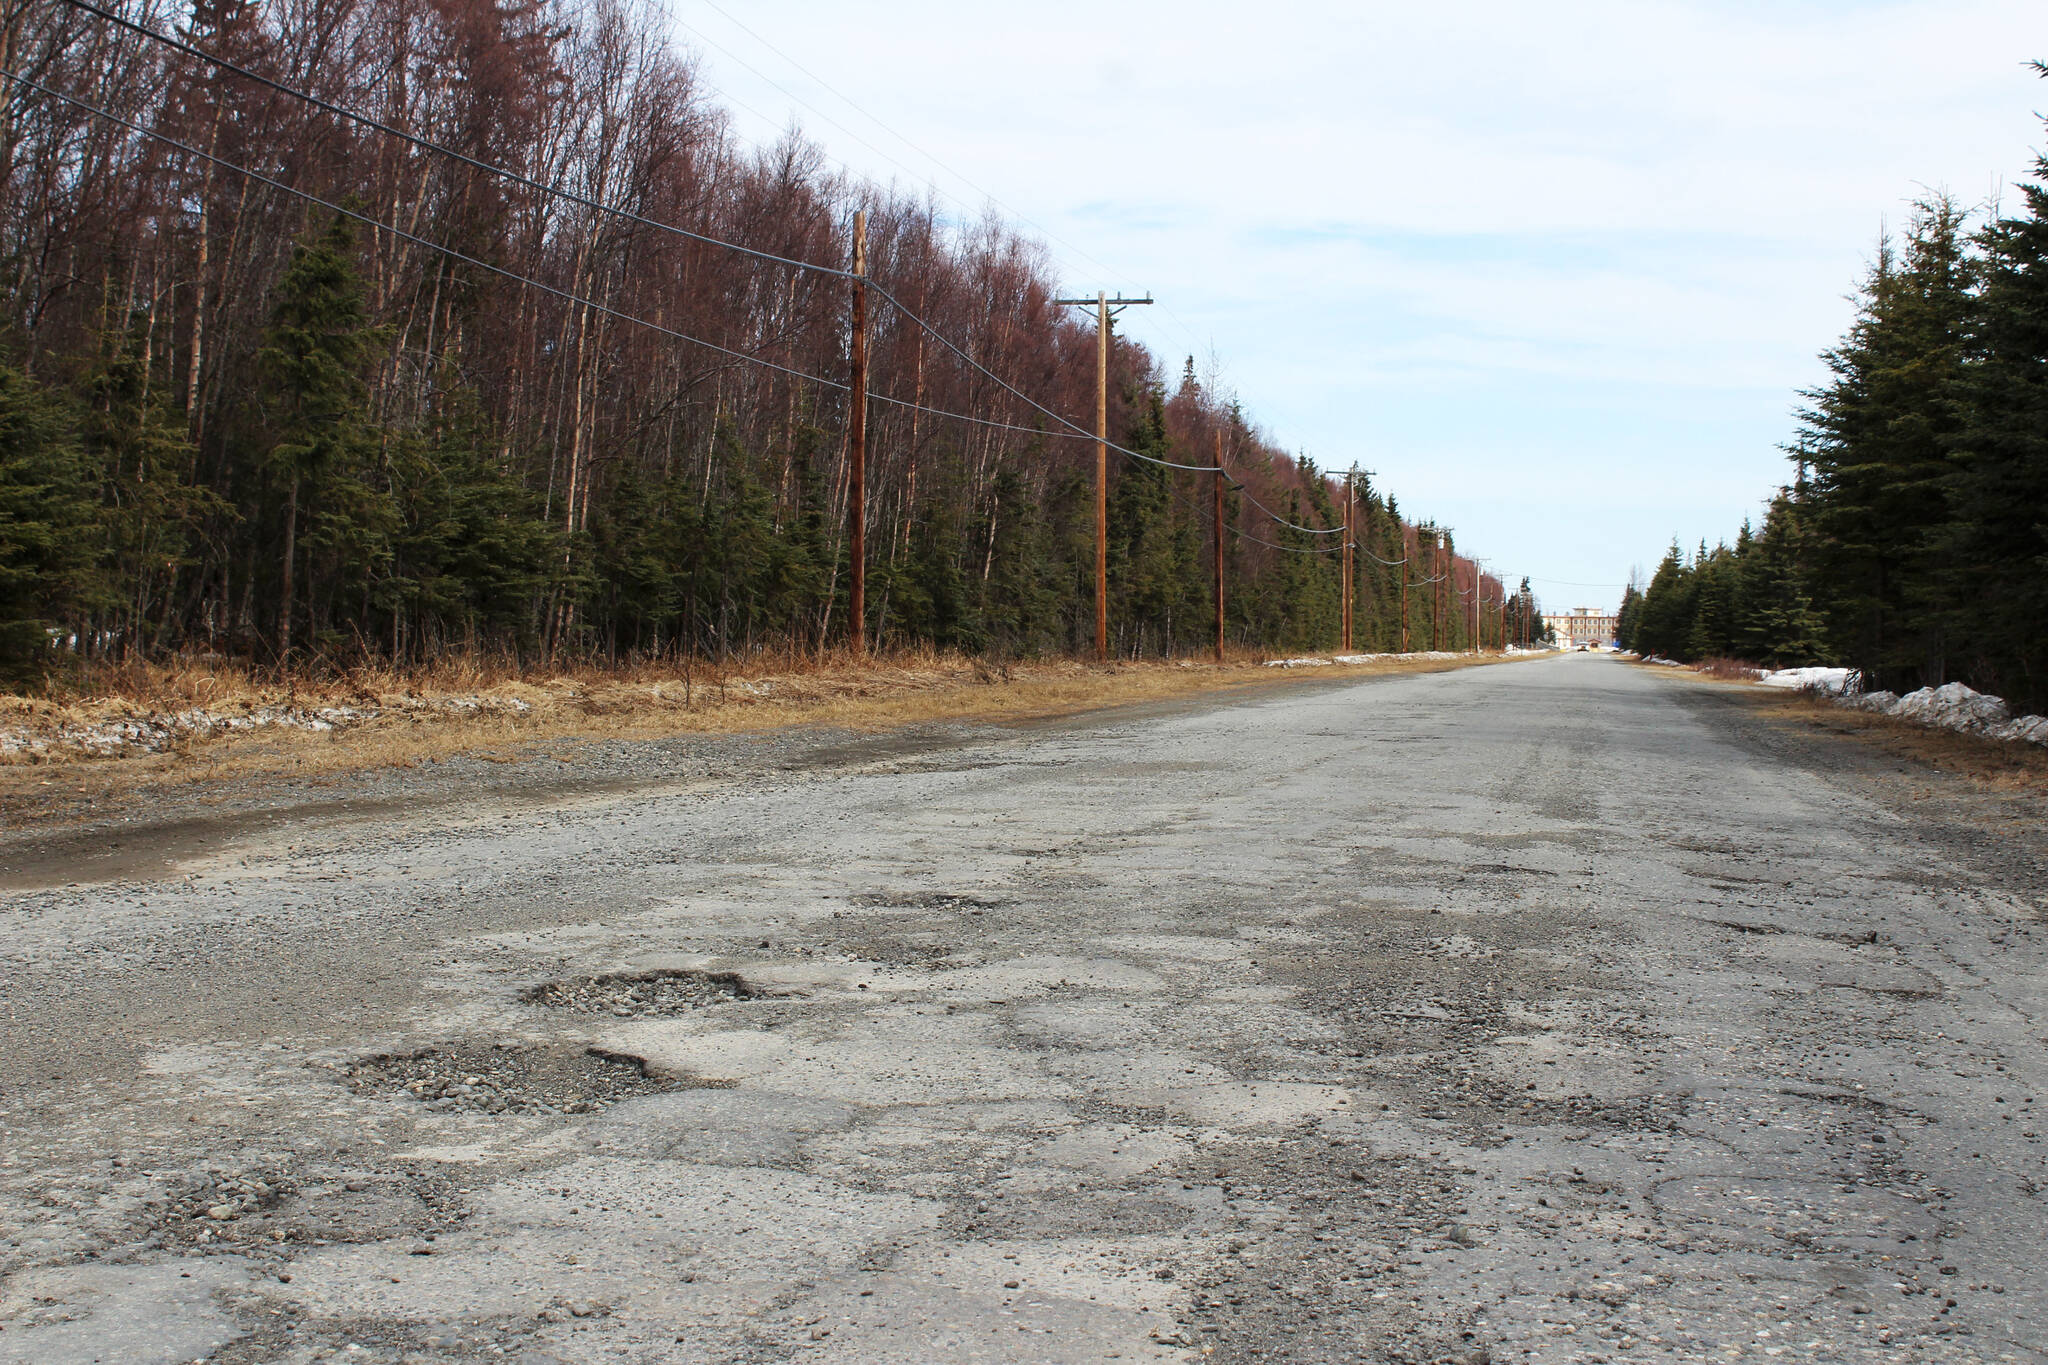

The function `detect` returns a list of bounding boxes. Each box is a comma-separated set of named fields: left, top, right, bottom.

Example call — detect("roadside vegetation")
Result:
left=1616, top=74, right=2048, bottom=714
left=0, top=0, right=1533, bottom=695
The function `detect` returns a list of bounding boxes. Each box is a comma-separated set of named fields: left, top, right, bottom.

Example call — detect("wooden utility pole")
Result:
left=848, top=211, right=869, bottom=655
left=1335, top=472, right=1351, bottom=654
left=1213, top=430, right=1227, bottom=665
left=1471, top=562, right=1481, bottom=653
left=1094, top=292, right=1106, bottom=660
left=1054, top=291, right=1151, bottom=661
left=1431, top=534, right=1443, bottom=651
left=1400, top=547, right=1409, bottom=653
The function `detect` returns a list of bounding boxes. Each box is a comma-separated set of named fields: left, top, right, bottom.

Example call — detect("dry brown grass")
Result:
left=0, top=648, right=1528, bottom=821
left=1753, top=691, right=2048, bottom=794
left=1691, top=656, right=1767, bottom=681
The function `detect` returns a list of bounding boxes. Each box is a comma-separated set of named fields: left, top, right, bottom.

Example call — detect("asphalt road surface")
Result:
left=3, top=652, right=2046, bottom=1364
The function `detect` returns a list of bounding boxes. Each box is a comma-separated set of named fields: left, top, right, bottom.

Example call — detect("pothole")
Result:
left=147, top=1165, right=463, bottom=1252
left=151, top=1167, right=297, bottom=1250
left=346, top=1041, right=695, bottom=1114
left=524, top=968, right=763, bottom=1017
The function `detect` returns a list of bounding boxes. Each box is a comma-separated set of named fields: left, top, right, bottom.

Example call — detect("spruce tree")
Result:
left=1798, top=197, right=1971, bottom=689
left=257, top=215, right=380, bottom=663
left=0, top=363, right=98, bottom=681
left=1947, top=125, right=2048, bottom=711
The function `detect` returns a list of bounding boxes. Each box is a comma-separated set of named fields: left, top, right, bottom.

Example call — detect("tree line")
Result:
left=0, top=0, right=1510, bottom=684
left=1616, top=92, right=2048, bottom=713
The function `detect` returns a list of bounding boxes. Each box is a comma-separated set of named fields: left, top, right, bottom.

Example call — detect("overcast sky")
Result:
left=672, top=0, right=2046, bottom=608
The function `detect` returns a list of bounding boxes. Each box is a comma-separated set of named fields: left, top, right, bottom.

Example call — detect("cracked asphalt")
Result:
left=2, top=651, right=2045, bottom=1363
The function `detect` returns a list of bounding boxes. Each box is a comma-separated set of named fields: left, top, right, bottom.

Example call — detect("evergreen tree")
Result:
left=0, top=363, right=98, bottom=681
left=1798, top=197, right=1972, bottom=689
left=1614, top=578, right=1645, bottom=653
left=1733, top=490, right=1830, bottom=667
left=77, top=312, right=228, bottom=658
left=257, top=215, right=382, bottom=663
left=1632, top=543, right=1697, bottom=660
left=1946, top=132, right=2048, bottom=711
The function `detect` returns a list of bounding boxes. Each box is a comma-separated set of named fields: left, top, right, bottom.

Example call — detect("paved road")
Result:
left=3, top=653, right=2046, bottom=1364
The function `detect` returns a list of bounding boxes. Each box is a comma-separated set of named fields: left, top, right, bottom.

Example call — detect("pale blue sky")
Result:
left=672, top=0, right=2046, bottom=609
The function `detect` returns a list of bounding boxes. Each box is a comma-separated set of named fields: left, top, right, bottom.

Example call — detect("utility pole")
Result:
left=1431, top=534, right=1444, bottom=651
left=1471, top=559, right=1483, bottom=654
left=1213, top=430, right=1227, bottom=665
left=1341, top=469, right=1354, bottom=652
left=1400, top=543, right=1409, bottom=653
left=848, top=211, right=869, bottom=655
left=1054, top=290, right=1151, bottom=660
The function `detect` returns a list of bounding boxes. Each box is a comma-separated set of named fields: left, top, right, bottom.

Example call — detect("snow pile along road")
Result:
left=1836, top=681, right=2048, bottom=747
left=1759, top=666, right=1856, bottom=693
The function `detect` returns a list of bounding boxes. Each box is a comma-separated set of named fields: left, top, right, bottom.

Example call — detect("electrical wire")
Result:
left=864, top=278, right=1224, bottom=473
left=1229, top=484, right=1343, bottom=534
left=1529, top=575, right=1627, bottom=589
left=13, top=65, right=1351, bottom=508
left=691, top=0, right=1221, bottom=372
left=3, top=69, right=1110, bottom=449
left=38, top=5, right=1421, bottom=549
left=1237, top=529, right=1343, bottom=555
left=62, top=0, right=1230, bottom=482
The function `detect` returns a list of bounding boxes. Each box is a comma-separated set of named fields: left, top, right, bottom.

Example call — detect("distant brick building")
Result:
left=1543, top=606, right=1617, bottom=647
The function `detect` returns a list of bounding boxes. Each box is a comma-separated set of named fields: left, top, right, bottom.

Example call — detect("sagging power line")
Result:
left=16, top=9, right=1510, bottom=663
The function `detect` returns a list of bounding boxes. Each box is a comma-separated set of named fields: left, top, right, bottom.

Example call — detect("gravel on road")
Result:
left=2, top=652, right=2044, bottom=1364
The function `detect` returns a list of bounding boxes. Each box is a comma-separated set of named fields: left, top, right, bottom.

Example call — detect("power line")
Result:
left=1233, top=485, right=1343, bottom=535
left=875, top=281, right=1217, bottom=473
left=686, top=0, right=1219, bottom=370
left=64, top=0, right=1221, bottom=483
left=22, top=66, right=1346, bottom=552
left=2, top=68, right=1106, bottom=450
left=39, top=4, right=1421, bottom=548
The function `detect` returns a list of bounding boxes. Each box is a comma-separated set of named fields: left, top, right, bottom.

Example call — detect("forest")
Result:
left=0, top=0, right=1520, bottom=686
left=1616, top=95, right=2048, bottom=715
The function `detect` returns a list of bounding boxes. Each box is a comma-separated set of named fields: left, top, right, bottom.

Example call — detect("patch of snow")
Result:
left=1889, top=682, right=2011, bottom=735
left=1830, top=680, right=2048, bottom=748
left=2004, top=714, right=2048, bottom=746
left=1758, top=666, right=1856, bottom=693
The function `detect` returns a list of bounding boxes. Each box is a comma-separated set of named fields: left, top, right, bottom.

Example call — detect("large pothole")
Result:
left=523, top=968, right=762, bottom=1017
left=346, top=1040, right=687, bottom=1114
left=147, top=1165, right=462, bottom=1252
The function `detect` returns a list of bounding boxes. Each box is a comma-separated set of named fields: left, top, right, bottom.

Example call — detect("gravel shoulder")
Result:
left=2, top=653, right=2044, bottom=1364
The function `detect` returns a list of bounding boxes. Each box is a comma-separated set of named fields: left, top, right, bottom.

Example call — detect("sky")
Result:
left=669, top=0, right=2047, bottom=610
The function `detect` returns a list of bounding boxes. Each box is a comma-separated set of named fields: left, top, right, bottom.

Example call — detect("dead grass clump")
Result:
left=1761, top=692, right=2048, bottom=794
left=1692, top=656, right=1766, bottom=681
